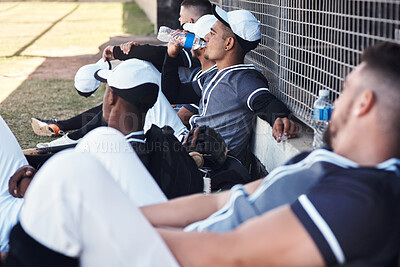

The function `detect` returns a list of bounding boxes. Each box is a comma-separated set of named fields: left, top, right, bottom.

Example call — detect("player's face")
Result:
left=203, top=21, right=227, bottom=62
left=324, top=65, right=362, bottom=149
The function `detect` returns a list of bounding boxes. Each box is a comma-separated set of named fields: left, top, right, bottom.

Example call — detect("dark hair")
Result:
left=361, top=41, right=400, bottom=138
left=181, top=0, right=212, bottom=17
left=361, top=41, right=400, bottom=83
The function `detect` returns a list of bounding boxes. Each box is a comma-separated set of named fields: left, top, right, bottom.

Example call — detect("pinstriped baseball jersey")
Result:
left=185, top=149, right=400, bottom=266
left=189, top=64, right=271, bottom=160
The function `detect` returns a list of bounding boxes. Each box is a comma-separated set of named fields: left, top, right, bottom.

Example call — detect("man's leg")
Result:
left=67, top=110, right=106, bottom=141
left=0, top=115, right=26, bottom=251
left=33, top=104, right=103, bottom=132
left=58, top=104, right=103, bottom=131
left=35, top=106, right=106, bottom=148
left=75, top=127, right=167, bottom=206
left=18, top=150, right=179, bottom=267
left=145, top=90, right=188, bottom=140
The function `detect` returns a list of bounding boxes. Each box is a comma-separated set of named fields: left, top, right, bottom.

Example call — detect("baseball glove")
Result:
left=183, top=126, right=227, bottom=170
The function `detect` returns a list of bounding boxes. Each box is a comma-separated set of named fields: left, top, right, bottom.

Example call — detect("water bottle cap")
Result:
left=319, top=90, right=329, bottom=97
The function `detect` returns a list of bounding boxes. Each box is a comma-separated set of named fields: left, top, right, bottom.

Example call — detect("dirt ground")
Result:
left=29, top=35, right=164, bottom=79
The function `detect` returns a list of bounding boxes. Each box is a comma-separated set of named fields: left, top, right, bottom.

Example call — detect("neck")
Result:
left=333, top=123, right=399, bottom=166
left=216, top=52, right=244, bottom=70
left=200, top=58, right=216, bottom=72
left=107, top=108, right=145, bottom=136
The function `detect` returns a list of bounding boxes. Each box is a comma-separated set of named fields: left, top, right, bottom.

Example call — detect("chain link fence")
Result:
left=212, top=0, right=400, bottom=126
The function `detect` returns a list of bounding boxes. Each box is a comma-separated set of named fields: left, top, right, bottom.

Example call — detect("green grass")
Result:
left=123, top=3, right=155, bottom=35
left=0, top=79, right=106, bottom=149
left=0, top=2, right=154, bottom=149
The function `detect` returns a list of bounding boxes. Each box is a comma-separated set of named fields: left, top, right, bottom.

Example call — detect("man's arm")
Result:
left=252, top=94, right=299, bottom=142
left=141, top=179, right=262, bottom=228
left=159, top=205, right=324, bottom=267
left=103, top=43, right=197, bottom=72
left=8, top=165, right=36, bottom=198
left=177, top=106, right=195, bottom=128
left=161, top=43, right=201, bottom=104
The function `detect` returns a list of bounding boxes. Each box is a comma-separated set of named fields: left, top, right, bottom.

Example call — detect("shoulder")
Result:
left=291, top=166, right=400, bottom=265
left=223, top=65, right=269, bottom=90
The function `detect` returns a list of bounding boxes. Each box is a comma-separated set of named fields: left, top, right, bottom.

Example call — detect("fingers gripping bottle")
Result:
left=157, top=26, right=206, bottom=50
left=312, top=89, right=333, bottom=150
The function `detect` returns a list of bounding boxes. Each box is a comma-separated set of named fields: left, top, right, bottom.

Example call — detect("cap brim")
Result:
left=94, top=69, right=112, bottom=83
left=182, top=22, right=195, bottom=33
left=95, top=58, right=112, bottom=70
left=212, top=4, right=230, bottom=28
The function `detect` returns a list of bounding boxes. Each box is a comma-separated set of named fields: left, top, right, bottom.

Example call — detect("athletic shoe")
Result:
left=31, top=118, right=64, bottom=137
left=36, top=134, right=80, bottom=148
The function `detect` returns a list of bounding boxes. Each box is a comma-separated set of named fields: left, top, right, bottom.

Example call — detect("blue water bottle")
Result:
left=312, top=90, right=333, bottom=150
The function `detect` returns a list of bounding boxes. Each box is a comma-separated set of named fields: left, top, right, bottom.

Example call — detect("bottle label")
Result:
left=184, top=33, right=195, bottom=49
left=313, top=106, right=333, bottom=121
left=203, top=177, right=211, bottom=194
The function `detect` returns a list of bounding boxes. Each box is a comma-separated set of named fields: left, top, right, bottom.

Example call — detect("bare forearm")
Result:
left=158, top=228, right=233, bottom=267
left=141, top=192, right=230, bottom=228
left=159, top=205, right=324, bottom=267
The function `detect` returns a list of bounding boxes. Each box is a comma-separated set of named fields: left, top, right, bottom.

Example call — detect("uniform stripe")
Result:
left=246, top=88, right=270, bottom=111
left=184, top=185, right=247, bottom=232
left=249, top=149, right=359, bottom=202
left=194, top=65, right=217, bottom=81
left=298, top=195, right=346, bottom=265
left=199, top=65, right=258, bottom=119
left=125, top=131, right=145, bottom=144
left=126, top=138, right=146, bottom=144
left=376, top=158, right=400, bottom=175
left=182, top=49, right=192, bottom=68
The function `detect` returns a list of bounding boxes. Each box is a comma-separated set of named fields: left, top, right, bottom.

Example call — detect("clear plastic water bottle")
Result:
left=312, top=89, right=333, bottom=150
left=157, top=26, right=206, bottom=50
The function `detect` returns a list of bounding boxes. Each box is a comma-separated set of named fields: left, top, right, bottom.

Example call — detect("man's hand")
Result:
left=167, top=29, right=187, bottom=58
left=182, top=127, right=200, bottom=149
left=102, top=45, right=115, bottom=61
left=9, top=165, right=36, bottom=198
left=0, top=252, right=8, bottom=264
left=272, top=117, right=299, bottom=142
left=120, top=41, right=139, bottom=55
left=167, top=41, right=182, bottom=58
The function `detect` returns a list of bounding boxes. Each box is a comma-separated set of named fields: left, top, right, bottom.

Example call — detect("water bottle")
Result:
left=312, top=89, right=333, bottom=150
left=157, top=26, right=206, bottom=50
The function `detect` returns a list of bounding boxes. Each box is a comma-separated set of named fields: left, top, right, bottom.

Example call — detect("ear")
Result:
left=354, top=90, right=374, bottom=117
left=105, top=88, right=117, bottom=107
left=189, top=18, right=195, bottom=23
left=224, top=36, right=235, bottom=51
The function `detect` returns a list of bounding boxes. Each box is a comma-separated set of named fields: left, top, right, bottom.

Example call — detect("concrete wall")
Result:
left=134, top=0, right=157, bottom=31
left=251, top=117, right=313, bottom=173
left=135, top=0, right=182, bottom=32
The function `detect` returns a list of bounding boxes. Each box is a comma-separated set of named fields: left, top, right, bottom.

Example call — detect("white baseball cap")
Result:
left=183, top=14, right=217, bottom=39
left=95, top=59, right=160, bottom=110
left=74, top=58, right=111, bottom=97
left=212, top=5, right=261, bottom=52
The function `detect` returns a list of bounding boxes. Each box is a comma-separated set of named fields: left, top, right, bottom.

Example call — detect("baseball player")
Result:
left=162, top=5, right=299, bottom=162
left=4, top=41, right=400, bottom=267
left=31, top=0, right=212, bottom=148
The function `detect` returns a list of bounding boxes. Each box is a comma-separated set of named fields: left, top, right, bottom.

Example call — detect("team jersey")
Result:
left=189, top=64, right=271, bottom=160
left=182, top=65, right=218, bottom=114
left=185, top=149, right=400, bottom=266
left=162, top=55, right=290, bottom=162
